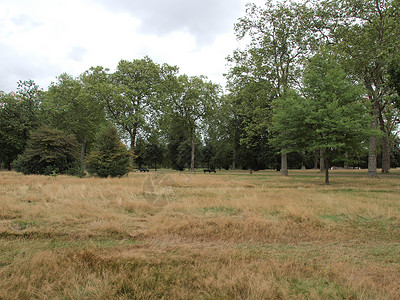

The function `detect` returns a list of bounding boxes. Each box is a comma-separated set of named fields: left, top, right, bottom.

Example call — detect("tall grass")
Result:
left=0, top=170, right=399, bottom=299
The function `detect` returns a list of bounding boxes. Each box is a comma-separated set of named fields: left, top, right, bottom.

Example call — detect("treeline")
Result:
left=1, top=0, right=400, bottom=182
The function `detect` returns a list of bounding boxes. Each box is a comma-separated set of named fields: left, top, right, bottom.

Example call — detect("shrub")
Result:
left=13, top=126, right=80, bottom=175
left=86, top=126, right=130, bottom=178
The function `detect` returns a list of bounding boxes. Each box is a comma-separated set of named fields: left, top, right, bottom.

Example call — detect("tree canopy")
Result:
left=1, top=0, right=400, bottom=177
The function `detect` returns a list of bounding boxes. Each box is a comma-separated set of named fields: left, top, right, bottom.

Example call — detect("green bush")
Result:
left=13, top=126, right=81, bottom=175
left=87, top=126, right=130, bottom=178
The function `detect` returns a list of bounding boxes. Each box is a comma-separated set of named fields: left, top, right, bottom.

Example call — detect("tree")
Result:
left=0, top=81, right=42, bottom=170
left=0, top=92, right=25, bottom=169
left=16, top=80, right=42, bottom=133
left=167, top=75, right=220, bottom=171
left=41, top=73, right=107, bottom=165
left=228, top=1, right=319, bottom=175
left=86, top=126, right=131, bottom=178
left=104, top=57, right=178, bottom=158
left=13, top=126, right=79, bottom=175
left=143, top=136, right=165, bottom=171
left=322, top=0, right=400, bottom=175
left=164, top=116, right=191, bottom=170
left=272, top=51, right=373, bottom=184
left=388, top=57, right=400, bottom=97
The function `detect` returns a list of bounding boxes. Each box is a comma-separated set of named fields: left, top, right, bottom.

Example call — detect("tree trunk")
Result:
left=129, top=137, right=135, bottom=166
left=314, top=150, right=319, bottom=170
left=320, top=149, right=325, bottom=172
left=368, top=136, right=378, bottom=177
left=325, top=157, right=329, bottom=185
left=129, top=127, right=138, bottom=167
left=232, top=139, right=236, bottom=170
left=381, top=135, right=390, bottom=173
left=281, top=152, right=288, bottom=176
left=368, top=101, right=379, bottom=178
left=190, top=126, right=195, bottom=172
left=377, top=103, right=390, bottom=173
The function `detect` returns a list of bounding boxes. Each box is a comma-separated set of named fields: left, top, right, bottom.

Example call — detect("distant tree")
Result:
left=105, top=57, right=178, bottom=157
left=13, top=126, right=79, bottom=175
left=322, top=0, right=400, bottom=175
left=0, top=81, right=42, bottom=170
left=167, top=75, right=220, bottom=171
left=86, top=126, right=130, bottom=178
left=164, top=116, right=191, bottom=170
left=16, top=80, right=42, bottom=133
left=230, top=1, right=320, bottom=175
left=272, top=51, right=374, bottom=184
left=0, top=92, right=25, bottom=170
left=143, top=140, right=164, bottom=171
left=41, top=73, right=107, bottom=164
left=134, top=137, right=146, bottom=168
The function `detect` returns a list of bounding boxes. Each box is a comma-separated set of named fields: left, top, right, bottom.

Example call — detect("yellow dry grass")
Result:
left=0, top=169, right=400, bottom=299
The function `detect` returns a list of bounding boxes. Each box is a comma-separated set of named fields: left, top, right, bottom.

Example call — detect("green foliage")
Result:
left=0, top=92, right=25, bottom=168
left=0, top=81, right=42, bottom=169
left=226, top=1, right=321, bottom=172
left=388, top=57, right=400, bottom=100
left=163, top=74, right=220, bottom=171
left=143, top=135, right=165, bottom=170
left=271, top=51, right=374, bottom=182
left=165, top=116, right=191, bottom=170
left=87, top=126, right=130, bottom=178
left=106, top=57, right=178, bottom=150
left=13, top=126, right=80, bottom=175
left=41, top=73, right=108, bottom=163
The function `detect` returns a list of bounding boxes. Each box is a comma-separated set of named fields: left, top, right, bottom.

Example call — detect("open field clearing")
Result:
left=1, top=170, right=400, bottom=299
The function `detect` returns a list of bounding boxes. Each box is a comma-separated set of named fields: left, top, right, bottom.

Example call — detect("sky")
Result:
left=0, top=0, right=265, bottom=93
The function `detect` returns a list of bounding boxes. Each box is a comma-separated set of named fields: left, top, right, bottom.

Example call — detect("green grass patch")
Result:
left=9, top=219, right=37, bottom=230
left=288, top=277, right=357, bottom=299
left=320, top=213, right=350, bottom=222
left=198, top=206, right=239, bottom=216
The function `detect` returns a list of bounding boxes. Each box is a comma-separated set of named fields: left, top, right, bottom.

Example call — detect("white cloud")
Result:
left=0, top=0, right=267, bottom=92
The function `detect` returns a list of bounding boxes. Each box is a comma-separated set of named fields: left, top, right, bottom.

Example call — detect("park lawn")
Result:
left=0, top=170, right=399, bottom=299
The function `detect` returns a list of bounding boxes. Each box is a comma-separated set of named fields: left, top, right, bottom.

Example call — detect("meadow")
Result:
left=0, top=169, right=399, bottom=299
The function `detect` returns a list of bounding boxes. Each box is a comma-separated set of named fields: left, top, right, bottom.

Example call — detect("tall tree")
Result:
left=41, top=73, right=106, bottom=164
left=272, top=51, right=374, bottom=184
left=203, top=94, right=241, bottom=170
left=0, top=92, right=24, bottom=169
left=229, top=1, right=319, bottom=175
left=323, top=0, right=400, bottom=176
left=167, top=75, right=220, bottom=171
left=105, top=56, right=178, bottom=157
left=0, top=81, right=42, bottom=169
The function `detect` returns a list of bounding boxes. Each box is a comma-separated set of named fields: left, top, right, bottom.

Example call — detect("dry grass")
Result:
left=1, top=169, right=400, bottom=299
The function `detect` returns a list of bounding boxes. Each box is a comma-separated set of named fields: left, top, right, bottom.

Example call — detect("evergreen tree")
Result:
left=13, top=126, right=80, bottom=175
left=87, top=126, right=130, bottom=178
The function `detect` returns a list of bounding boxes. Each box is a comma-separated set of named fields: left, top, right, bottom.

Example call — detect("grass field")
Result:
left=1, top=169, right=400, bottom=299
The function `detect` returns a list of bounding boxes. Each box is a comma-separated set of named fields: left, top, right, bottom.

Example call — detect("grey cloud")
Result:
left=97, top=0, right=243, bottom=45
left=0, top=42, right=60, bottom=92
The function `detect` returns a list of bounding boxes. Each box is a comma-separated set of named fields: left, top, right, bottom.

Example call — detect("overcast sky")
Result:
left=0, top=0, right=265, bottom=93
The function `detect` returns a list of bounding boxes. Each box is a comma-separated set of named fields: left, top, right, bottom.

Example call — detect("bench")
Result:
left=203, top=169, right=216, bottom=173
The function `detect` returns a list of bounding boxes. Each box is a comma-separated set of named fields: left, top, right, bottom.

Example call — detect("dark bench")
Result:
left=203, top=169, right=216, bottom=173
left=139, top=168, right=149, bottom=172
